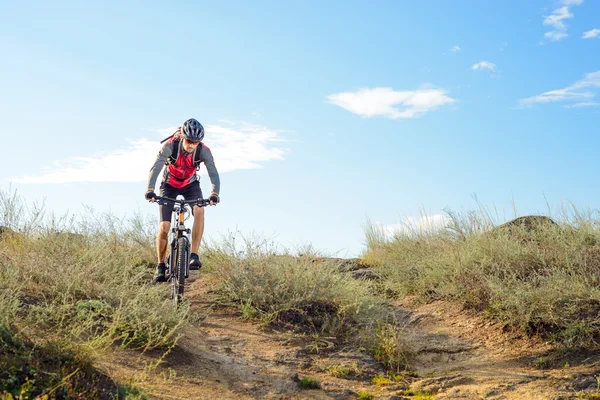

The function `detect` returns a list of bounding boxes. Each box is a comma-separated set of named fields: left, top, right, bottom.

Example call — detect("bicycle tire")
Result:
left=175, top=237, right=189, bottom=304
left=171, top=245, right=179, bottom=308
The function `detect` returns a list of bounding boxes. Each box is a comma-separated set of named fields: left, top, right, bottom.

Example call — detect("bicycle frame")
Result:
left=156, top=196, right=209, bottom=308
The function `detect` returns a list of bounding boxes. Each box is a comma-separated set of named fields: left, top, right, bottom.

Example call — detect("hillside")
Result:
left=3, top=195, right=600, bottom=399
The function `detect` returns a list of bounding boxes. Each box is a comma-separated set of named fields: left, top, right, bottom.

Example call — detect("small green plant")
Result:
left=372, top=374, right=392, bottom=385
left=325, top=362, right=360, bottom=378
left=534, top=357, right=549, bottom=369
left=402, top=388, right=436, bottom=399
left=240, top=300, right=260, bottom=320
left=368, top=320, right=411, bottom=374
left=371, top=373, right=405, bottom=385
left=298, top=376, right=321, bottom=389
left=357, top=391, right=373, bottom=400
left=112, top=383, right=149, bottom=400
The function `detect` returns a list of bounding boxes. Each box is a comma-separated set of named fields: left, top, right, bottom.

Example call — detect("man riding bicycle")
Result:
left=145, top=118, right=220, bottom=282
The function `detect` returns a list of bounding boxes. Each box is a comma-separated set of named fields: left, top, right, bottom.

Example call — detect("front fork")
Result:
left=168, top=237, right=176, bottom=278
left=182, top=234, right=191, bottom=278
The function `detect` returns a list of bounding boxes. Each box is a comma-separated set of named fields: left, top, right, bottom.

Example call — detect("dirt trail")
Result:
left=101, top=273, right=600, bottom=400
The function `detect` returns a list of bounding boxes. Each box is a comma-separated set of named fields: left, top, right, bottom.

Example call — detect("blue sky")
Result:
left=1, top=0, right=599, bottom=256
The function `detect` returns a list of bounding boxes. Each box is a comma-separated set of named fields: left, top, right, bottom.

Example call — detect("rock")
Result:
left=0, top=225, right=21, bottom=240
left=570, top=374, right=597, bottom=391
left=290, top=373, right=300, bottom=382
left=411, top=375, right=474, bottom=393
left=350, top=268, right=379, bottom=280
left=493, top=215, right=557, bottom=233
left=311, top=257, right=369, bottom=271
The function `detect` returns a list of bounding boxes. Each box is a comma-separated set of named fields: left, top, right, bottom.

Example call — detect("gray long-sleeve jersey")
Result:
left=147, top=139, right=220, bottom=194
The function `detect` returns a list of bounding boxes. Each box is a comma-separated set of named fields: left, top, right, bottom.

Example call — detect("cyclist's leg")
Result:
left=157, top=182, right=177, bottom=263
left=157, top=221, right=171, bottom=263
left=191, top=206, right=205, bottom=253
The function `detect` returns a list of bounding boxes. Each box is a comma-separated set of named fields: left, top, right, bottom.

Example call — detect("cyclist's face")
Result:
left=183, top=138, right=200, bottom=152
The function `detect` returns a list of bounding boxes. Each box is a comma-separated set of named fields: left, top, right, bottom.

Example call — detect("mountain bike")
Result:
left=155, top=196, right=209, bottom=308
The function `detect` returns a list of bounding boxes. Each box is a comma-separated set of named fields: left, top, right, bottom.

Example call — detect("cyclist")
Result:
left=145, top=118, right=220, bottom=282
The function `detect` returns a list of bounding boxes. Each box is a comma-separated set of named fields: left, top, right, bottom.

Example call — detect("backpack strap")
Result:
left=167, top=138, right=181, bottom=165
left=193, top=143, right=203, bottom=169
left=166, top=139, right=202, bottom=168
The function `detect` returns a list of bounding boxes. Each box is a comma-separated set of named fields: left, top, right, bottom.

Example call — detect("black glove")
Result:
left=209, top=193, right=220, bottom=204
left=145, top=190, right=157, bottom=200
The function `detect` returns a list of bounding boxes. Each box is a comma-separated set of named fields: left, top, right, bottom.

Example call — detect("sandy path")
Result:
left=99, top=272, right=600, bottom=400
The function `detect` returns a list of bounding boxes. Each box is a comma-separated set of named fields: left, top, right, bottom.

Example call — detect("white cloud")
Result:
left=583, top=29, right=600, bottom=39
left=564, top=101, right=600, bottom=108
left=544, top=31, right=568, bottom=41
left=561, top=0, right=583, bottom=5
left=472, top=61, right=497, bottom=71
left=451, top=45, right=461, bottom=52
left=519, top=70, right=600, bottom=107
left=544, top=6, right=573, bottom=29
left=326, top=87, right=456, bottom=119
left=11, top=121, right=288, bottom=184
left=542, top=2, right=583, bottom=42
left=382, top=214, right=451, bottom=237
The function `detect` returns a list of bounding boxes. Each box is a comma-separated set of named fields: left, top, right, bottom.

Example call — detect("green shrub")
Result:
left=298, top=376, right=321, bottom=389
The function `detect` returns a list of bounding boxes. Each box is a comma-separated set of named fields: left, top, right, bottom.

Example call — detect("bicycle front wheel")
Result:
left=174, top=237, right=189, bottom=304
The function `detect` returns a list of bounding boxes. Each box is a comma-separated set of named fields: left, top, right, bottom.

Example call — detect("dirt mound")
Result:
left=493, top=215, right=557, bottom=233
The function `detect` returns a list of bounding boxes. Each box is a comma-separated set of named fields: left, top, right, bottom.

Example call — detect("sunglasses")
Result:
left=184, top=139, right=200, bottom=146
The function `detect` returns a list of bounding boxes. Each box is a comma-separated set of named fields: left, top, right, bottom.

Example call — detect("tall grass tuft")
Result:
left=363, top=203, right=600, bottom=347
left=209, top=235, right=384, bottom=337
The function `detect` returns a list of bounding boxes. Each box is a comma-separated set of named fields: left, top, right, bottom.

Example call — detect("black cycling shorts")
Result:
left=159, top=181, right=204, bottom=222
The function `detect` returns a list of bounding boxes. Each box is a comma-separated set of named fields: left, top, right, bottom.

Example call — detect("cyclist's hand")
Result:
left=209, top=193, right=220, bottom=206
left=145, top=190, right=157, bottom=202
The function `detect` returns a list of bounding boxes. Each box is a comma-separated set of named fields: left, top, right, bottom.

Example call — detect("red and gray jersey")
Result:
left=147, top=136, right=220, bottom=193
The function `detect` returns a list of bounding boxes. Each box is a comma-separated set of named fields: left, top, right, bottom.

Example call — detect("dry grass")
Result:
left=363, top=203, right=600, bottom=347
left=0, top=188, right=187, bottom=399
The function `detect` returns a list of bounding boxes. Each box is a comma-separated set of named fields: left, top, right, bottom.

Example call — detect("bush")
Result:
left=213, top=246, right=386, bottom=340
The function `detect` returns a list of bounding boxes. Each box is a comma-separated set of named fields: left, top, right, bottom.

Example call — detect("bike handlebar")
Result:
left=155, top=196, right=210, bottom=207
